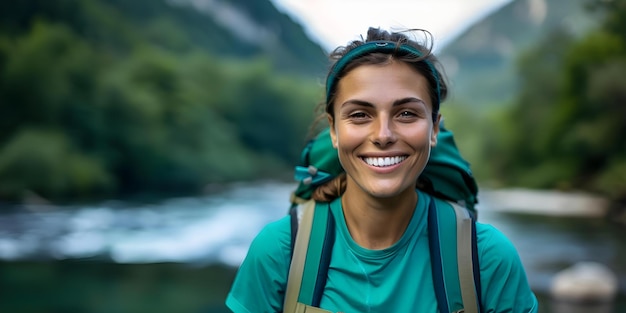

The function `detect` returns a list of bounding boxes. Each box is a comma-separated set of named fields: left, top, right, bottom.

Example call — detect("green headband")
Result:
left=325, top=41, right=441, bottom=111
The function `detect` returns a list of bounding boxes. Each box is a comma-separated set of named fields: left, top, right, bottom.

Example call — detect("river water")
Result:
left=0, top=181, right=625, bottom=311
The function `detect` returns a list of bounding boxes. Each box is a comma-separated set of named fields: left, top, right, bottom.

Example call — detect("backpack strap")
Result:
left=428, top=197, right=451, bottom=313
left=450, top=201, right=480, bottom=313
left=285, top=200, right=335, bottom=313
left=430, top=197, right=482, bottom=313
left=287, top=197, right=481, bottom=313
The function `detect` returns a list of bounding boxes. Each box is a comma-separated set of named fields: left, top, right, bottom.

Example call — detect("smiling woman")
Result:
left=225, top=27, right=538, bottom=313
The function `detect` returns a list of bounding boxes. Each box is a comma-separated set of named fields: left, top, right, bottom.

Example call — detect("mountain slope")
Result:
left=439, top=0, right=600, bottom=108
left=0, top=0, right=328, bottom=77
left=169, top=0, right=329, bottom=76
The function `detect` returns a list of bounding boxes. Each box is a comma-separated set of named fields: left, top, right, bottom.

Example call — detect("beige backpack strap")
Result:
left=449, top=201, right=479, bottom=313
left=290, top=192, right=309, bottom=206
left=284, top=200, right=316, bottom=313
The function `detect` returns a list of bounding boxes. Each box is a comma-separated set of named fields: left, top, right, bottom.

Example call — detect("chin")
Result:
left=363, top=183, right=410, bottom=199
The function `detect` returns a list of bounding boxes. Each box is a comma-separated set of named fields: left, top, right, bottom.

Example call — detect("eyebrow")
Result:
left=340, top=97, right=426, bottom=108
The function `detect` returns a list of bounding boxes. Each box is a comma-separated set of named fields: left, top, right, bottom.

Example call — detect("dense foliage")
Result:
left=0, top=0, right=325, bottom=203
left=465, top=0, right=626, bottom=201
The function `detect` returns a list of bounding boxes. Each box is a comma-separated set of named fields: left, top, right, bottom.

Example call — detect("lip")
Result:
left=359, top=152, right=408, bottom=158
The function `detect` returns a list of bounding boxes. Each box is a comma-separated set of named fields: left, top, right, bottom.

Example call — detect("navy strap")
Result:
left=312, top=203, right=335, bottom=307
left=471, top=213, right=483, bottom=313
left=289, top=204, right=298, bottom=258
left=428, top=198, right=450, bottom=313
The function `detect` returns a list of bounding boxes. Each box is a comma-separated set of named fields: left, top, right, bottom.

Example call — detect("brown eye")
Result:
left=349, top=112, right=368, bottom=119
left=399, top=111, right=416, bottom=117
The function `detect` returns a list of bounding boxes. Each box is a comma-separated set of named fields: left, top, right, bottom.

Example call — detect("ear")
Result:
left=431, top=113, right=441, bottom=147
left=327, top=114, right=338, bottom=148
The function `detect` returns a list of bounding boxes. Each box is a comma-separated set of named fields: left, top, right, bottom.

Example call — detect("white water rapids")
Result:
left=0, top=181, right=624, bottom=294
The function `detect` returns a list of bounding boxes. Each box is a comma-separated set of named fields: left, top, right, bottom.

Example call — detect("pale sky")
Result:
left=270, top=0, right=513, bottom=52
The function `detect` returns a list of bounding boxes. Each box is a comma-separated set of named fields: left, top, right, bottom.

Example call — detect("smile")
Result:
left=362, top=156, right=407, bottom=167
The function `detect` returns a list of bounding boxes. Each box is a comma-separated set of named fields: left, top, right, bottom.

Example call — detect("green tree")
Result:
left=489, top=0, right=626, bottom=201
left=0, top=1, right=325, bottom=204
left=0, top=129, right=113, bottom=201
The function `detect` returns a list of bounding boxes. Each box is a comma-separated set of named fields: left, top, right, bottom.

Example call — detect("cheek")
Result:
left=335, top=131, right=366, bottom=160
left=334, top=129, right=355, bottom=157
left=408, top=126, right=435, bottom=148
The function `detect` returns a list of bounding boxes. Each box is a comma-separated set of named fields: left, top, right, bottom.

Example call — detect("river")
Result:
left=0, top=181, right=624, bottom=312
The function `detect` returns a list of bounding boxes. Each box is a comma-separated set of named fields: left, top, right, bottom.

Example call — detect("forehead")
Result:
left=335, top=61, right=431, bottom=106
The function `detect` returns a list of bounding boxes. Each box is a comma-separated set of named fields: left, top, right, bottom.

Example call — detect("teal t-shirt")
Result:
left=226, top=191, right=538, bottom=313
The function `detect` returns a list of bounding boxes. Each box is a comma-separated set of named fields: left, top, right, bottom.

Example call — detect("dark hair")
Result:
left=324, top=27, right=448, bottom=123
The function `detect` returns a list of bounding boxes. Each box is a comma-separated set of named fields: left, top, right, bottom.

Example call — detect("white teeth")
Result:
left=363, top=156, right=406, bottom=167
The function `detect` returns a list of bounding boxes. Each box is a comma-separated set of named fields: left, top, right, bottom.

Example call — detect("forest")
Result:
left=0, top=0, right=325, bottom=203
left=0, top=0, right=625, bottom=207
left=457, top=0, right=626, bottom=204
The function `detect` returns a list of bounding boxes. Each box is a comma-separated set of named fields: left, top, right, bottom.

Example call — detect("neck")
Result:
left=341, top=184, right=417, bottom=250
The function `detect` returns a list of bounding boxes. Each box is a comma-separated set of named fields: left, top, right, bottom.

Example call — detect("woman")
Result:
left=226, top=27, right=538, bottom=313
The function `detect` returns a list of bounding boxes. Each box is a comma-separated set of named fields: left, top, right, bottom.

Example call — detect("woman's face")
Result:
left=328, top=60, right=440, bottom=199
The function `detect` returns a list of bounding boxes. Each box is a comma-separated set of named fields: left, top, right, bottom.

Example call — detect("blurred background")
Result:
left=0, top=0, right=625, bottom=312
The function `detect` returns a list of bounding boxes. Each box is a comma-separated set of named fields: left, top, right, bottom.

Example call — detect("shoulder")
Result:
left=475, top=222, right=539, bottom=312
left=226, top=215, right=293, bottom=313
left=428, top=197, right=523, bottom=268
left=245, top=215, right=292, bottom=265
left=475, top=222, right=523, bottom=266
left=475, top=222, right=531, bottom=279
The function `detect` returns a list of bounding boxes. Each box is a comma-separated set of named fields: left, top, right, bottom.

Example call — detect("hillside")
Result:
left=0, top=0, right=328, bottom=77
left=0, top=0, right=329, bottom=203
left=437, top=0, right=626, bottom=204
left=439, top=0, right=600, bottom=108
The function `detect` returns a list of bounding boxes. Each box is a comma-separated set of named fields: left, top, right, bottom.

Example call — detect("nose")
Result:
left=371, top=117, right=396, bottom=147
